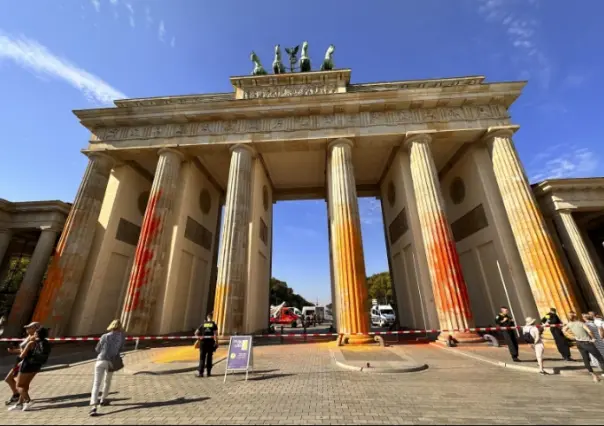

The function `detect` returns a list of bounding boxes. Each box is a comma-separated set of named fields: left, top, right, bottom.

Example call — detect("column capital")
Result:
left=85, top=150, right=116, bottom=168
left=158, top=147, right=185, bottom=161
left=403, top=132, right=433, bottom=150
left=230, top=143, right=257, bottom=157
left=480, top=125, right=520, bottom=144
left=327, top=138, right=354, bottom=151
left=557, top=208, right=576, bottom=215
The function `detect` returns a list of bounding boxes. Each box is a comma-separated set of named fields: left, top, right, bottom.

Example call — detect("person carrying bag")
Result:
left=89, top=320, right=125, bottom=416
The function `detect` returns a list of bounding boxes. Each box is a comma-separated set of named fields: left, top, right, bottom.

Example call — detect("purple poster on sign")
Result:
left=226, top=336, right=253, bottom=371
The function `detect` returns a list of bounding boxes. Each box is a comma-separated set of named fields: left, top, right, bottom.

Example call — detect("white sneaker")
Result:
left=7, top=404, right=22, bottom=411
left=21, top=401, right=33, bottom=411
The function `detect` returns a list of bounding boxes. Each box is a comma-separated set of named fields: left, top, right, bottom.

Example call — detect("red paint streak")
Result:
left=426, top=215, right=473, bottom=322
left=123, top=190, right=162, bottom=313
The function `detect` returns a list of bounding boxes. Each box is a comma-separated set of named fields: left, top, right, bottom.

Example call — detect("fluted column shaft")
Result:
left=6, top=228, right=58, bottom=336
left=213, top=145, right=255, bottom=338
left=555, top=210, right=604, bottom=312
left=328, top=139, right=370, bottom=341
left=121, top=148, right=183, bottom=335
left=486, top=130, right=580, bottom=319
left=32, top=152, right=114, bottom=336
left=0, top=229, right=11, bottom=267
left=407, top=134, right=478, bottom=341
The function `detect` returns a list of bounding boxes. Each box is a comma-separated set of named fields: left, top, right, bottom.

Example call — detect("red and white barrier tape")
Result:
left=0, top=324, right=562, bottom=343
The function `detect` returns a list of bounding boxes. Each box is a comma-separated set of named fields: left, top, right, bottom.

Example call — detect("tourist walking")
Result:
left=495, top=307, right=519, bottom=362
left=541, top=308, right=572, bottom=361
left=582, top=313, right=604, bottom=369
left=522, top=317, right=546, bottom=375
left=563, top=312, right=604, bottom=383
left=4, top=322, right=40, bottom=405
left=8, top=327, right=51, bottom=412
left=195, top=313, right=218, bottom=378
left=89, top=320, right=125, bottom=417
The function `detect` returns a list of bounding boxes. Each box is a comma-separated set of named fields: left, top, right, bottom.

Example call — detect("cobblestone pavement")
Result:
left=1, top=343, right=603, bottom=425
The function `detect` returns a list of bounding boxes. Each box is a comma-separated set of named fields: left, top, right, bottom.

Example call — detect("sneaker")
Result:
left=7, top=404, right=22, bottom=412
left=512, top=358, right=521, bottom=363
left=539, top=370, right=548, bottom=375
left=89, top=406, right=98, bottom=417
left=195, top=372, right=203, bottom=378
left=100, top=400, right=109, bottom=407
left=5, top=395, right=19, bottom=406
left=21, top=401, right=33, bottom=412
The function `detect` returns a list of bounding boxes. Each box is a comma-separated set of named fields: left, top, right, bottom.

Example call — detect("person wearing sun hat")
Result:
left=522, top=317, right=546, bottom=375
left=4, top=322, right=41, bottom=405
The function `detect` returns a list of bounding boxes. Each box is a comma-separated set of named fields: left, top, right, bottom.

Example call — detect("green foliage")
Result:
left=0, top=256, right=30, bottom=316
left=270, top=277, right=313, bottom=310
left=366, top=272, right=393, bottom=304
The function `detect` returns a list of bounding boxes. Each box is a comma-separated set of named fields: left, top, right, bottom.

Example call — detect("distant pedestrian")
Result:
left=522, top=317, right=546, bottom=375
left=594, top=313, right=604, bottom=329
left=563, top=312, right=604, bottom=383
left=8, top=327, right=51, bottom=412
left=4, top=322, right=39, bottom=405
left=89, top=320, right=125, bottom=417
left=495, top=307, right=519, bottom=362
left=195, top=313, right=218, bottom=378
left=541, top=308, right=572, bottom=361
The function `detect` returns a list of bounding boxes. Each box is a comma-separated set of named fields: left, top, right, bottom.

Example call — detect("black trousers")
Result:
left=550, top=327, right=571, bottom=359
left=576, top=341, right=604, bottom=373
left=199, top=339, right=215, bottom=375
left=502, top=330, right=519, bottom=359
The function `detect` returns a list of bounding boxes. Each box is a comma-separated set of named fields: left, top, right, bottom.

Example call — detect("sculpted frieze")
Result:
left=243, top=83, right=340, bottom=99
left=92, top=105, right=509, bottom=142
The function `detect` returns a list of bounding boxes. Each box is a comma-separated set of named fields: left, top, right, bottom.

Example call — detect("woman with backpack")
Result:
left=89, top=319, right=125, bottom=417
left=4, top=322, right=40, bottom=406
left=522, top=317, right=546, bottom=375
left=8, top=327, right=51, bottom=412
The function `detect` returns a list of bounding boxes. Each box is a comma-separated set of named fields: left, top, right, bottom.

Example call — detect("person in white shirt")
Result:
left=523, top=317, right=546, bottom=375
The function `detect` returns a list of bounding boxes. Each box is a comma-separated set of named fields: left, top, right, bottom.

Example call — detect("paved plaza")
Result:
left=1, top=342, right=603, bottom=425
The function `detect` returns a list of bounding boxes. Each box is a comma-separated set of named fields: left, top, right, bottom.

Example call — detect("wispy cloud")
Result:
left=0, top=31, right=126, bottom=105
left=125, top=2, right=135, bottom=27
left=145, top=7, right=153, bottom=26
left=477, top=0, right=551, bottom=89
left=359, top=198, right=382, bottom=226
left=91, top=0, right=100, bottom=12
left=170, top=36, right=175, bottom=48
left=528, top=145, right=600, bottom=182
left=109, top=0, right=118, bottom=4
left=158, top=20, right=166, bottom=42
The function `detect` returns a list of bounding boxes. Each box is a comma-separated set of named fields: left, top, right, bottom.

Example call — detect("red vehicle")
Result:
left=270, top=306, right=300, bottom=328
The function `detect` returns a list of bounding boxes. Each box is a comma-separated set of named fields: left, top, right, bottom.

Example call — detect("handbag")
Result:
left=193, top=339, right=200, bottom=350
left=108, top=354, right=124, bottom=372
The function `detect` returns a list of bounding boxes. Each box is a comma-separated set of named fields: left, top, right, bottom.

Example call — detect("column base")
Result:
left=344, top=334, right=376, bottom=345
left=438, top=331, right=484, bottom=344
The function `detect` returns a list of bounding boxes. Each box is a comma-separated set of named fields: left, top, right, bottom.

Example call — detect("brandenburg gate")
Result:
left=22, top=47, right=604, bottom=342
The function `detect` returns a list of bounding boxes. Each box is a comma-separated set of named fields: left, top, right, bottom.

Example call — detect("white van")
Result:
left=302, top=306, right=325, bottom=324
left=371, top=304, right=396, bottom=327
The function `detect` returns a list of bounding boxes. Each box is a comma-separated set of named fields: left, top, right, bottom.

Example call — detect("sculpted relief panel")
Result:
left=92, top=104, right=509, bottom=142
left=243, top=84, right=340, bottom=99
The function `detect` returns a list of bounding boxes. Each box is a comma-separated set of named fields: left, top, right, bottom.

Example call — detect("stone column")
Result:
left=0, top=229, right=11, bottom=267
left=485, top=128, right=580, bottom=319
left=406, top=133, right=480, bottom=342
left=327, top=138, right=371, bottom=343
left=121, top=148, right=184, bottom=335
left=6, top=227, right=58, bottom=336
left=213, top=145, right=255, bottom=339
left=32, top=152, right=114, bottom=336
left=555, top=209, right=604, bottom=313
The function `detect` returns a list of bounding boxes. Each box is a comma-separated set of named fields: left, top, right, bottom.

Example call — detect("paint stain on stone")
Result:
left=123, top=190, right=162, bottom=313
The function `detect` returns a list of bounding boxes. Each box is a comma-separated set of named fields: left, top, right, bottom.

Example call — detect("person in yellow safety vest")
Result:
left=195, top=313, right=218, bottom=378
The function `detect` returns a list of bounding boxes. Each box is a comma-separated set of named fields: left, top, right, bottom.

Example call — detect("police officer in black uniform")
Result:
left=495, top=306, right=520, bottom=362
left=541, top=307, right=572, bottom=361
left=195, top=313, right=218, bottom=377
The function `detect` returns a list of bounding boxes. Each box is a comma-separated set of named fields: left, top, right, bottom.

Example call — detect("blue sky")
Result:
left=1, top=0, right=603, bottom=305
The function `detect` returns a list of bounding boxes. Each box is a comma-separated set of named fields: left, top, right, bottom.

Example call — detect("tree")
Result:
left=366, top=272, right=393, bottom=304
left=269, top=277, right=313, bottom=310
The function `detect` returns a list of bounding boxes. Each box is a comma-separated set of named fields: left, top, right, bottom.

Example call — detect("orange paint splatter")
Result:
left=123, top=190, right=162, bottom=313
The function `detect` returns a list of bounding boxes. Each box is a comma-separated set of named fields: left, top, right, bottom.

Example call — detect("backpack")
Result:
left=30, top=340, right=51, bottom=365
left=523, top=330, right=535, bottom=344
